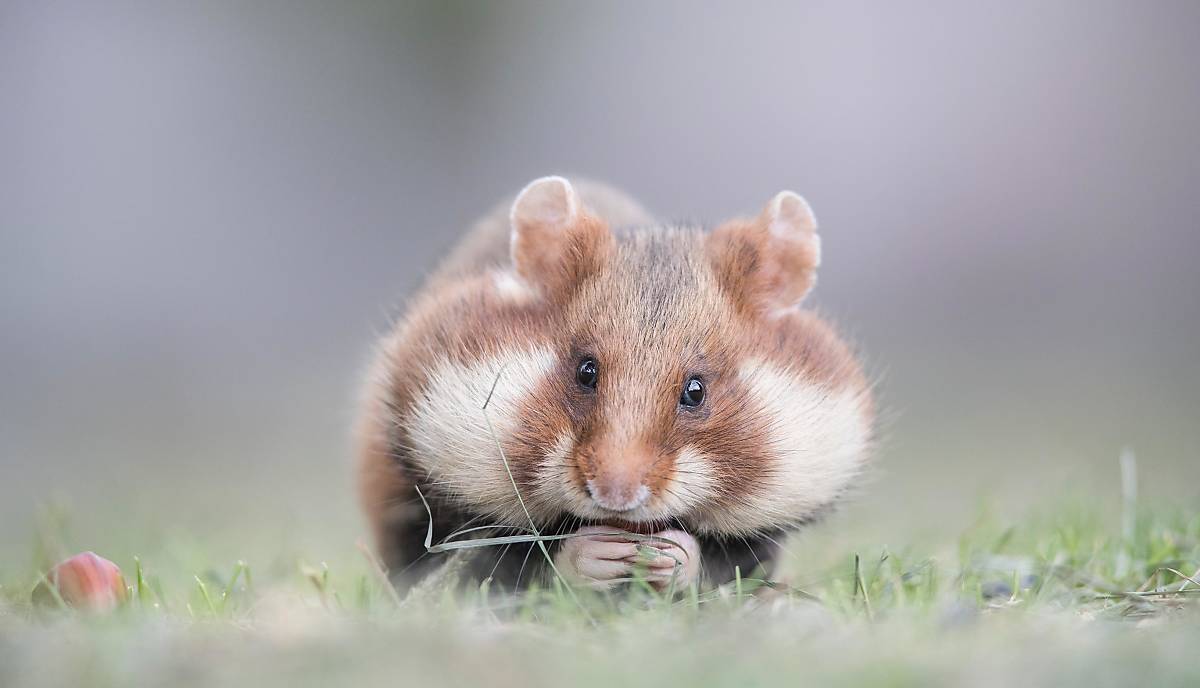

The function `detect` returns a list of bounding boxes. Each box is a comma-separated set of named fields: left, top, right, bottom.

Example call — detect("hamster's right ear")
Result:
left=510, top=176, right=613, bottom=297
left=707, top=191, right=822, bottom=316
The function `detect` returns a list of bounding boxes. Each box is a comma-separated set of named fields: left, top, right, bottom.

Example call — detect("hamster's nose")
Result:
left=586, top=478, right=650, bottom=512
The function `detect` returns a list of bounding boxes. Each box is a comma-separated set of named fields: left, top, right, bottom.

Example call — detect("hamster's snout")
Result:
left=585, top=479, right=650, bottom=512
left=583, top=451, right=657, bottom=509
left=580, top=444, right=664, bottom=513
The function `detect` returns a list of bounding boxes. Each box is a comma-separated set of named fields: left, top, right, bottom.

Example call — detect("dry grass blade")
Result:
left=853, top=554, right=874, bottom=621
left=356, top=539, right=403, bottom=609
left=412, top=486, right=685, bottom=555
left=1093, top=588, right=1200, bottom=600
left=1158, top=567, right=1200, bottom=592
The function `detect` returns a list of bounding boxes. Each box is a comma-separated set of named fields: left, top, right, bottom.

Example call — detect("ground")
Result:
left=2, top=497, right=1197, bottom=687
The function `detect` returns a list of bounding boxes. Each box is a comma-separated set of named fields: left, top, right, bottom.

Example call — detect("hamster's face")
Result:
left=541, top=228, right=742, bottom=531
left=488, top=178, right=873, bottom=536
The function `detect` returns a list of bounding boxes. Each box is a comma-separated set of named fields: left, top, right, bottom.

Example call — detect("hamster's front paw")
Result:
left=553, top=525, right=641, bottom=590
left=638, top=529, right=701, bottom=591
left=553, top=526, right=703, bottom=592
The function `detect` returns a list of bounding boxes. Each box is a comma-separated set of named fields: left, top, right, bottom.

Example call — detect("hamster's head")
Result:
left=469, top=176, right=874, bottom=537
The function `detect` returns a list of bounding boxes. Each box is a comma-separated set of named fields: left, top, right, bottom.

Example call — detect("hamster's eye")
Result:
left=576, top=358, right=598, bottom=389
left=680, top=377, right=705, bottom=407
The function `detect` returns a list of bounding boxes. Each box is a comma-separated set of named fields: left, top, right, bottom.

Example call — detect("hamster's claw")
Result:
left=635, top=529, right=701, bottom=591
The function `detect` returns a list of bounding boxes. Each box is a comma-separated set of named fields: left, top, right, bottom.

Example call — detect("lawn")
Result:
left=2, top=490, right=1198, bottom=687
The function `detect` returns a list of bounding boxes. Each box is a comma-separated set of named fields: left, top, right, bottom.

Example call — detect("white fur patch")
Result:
left=406, top=347, right=555, bottom=522
left=529, top=433, right=575, bottom=509
left=658, top=446, right=718, bottom=515
left=491, top=270, right=533, bottom=301
left=540, top=434, right=575, bottom=473
left=699, top=360, right=869, bottom=535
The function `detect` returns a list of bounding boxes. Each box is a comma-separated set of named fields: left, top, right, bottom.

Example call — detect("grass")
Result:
left=1, top=494, right=1198, bottom=687
left=1, top=413, right=1196, bottom=688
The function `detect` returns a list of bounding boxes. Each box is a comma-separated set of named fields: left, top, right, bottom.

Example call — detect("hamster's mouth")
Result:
left=593, top=518, right=671, bottom=535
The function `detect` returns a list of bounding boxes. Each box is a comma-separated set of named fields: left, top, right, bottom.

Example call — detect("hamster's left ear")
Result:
left=510, top=176, right=613, bottom=298
left=708, top=191, right=821, bottom=315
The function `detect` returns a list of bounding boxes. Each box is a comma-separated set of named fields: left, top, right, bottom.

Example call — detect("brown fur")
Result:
left=356, top=178, right=873, bottom=588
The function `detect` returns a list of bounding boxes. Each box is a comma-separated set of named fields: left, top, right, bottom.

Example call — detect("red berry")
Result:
left=33, top=552, right=128, bottom=611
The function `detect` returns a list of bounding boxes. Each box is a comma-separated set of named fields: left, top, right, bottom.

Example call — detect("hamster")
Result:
left=356, top=176, right=874, bottom=593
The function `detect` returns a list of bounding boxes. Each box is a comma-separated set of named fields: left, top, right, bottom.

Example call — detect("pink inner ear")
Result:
left=709, top=195, right=822, bottom=314
left=509, top=178, right=613, bottom=297
left=767, top=191, right=818, bottom=238
left=764, top=231, right=820, bottom=308
left=511, top=176, right=578, bottom=230
left=761, top=192, right=820, bottom=308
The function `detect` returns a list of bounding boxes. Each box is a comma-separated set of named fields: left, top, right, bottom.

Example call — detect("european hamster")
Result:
left=357, top=176, right=874, bottom=592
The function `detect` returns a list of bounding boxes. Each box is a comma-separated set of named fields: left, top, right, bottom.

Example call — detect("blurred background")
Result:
left=2, top=1, right=1198, bottom=569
